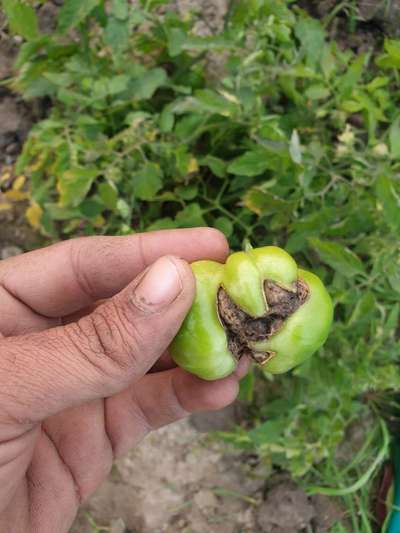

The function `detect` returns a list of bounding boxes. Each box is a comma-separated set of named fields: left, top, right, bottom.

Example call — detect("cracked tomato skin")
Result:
left=170, top=246, right=333, bottom=381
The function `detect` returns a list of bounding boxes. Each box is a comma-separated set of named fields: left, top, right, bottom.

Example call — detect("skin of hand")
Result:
left=0, top=228, right=249, bottom=533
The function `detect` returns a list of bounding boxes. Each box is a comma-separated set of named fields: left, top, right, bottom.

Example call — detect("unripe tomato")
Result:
left=170, top=246, right=333, bottom=380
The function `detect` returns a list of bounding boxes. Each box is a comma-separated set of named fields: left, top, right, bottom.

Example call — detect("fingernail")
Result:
left=132, top=256, right=183, bottom=312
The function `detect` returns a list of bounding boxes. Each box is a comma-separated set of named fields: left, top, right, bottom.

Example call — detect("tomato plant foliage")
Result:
left=4, top=0, right=400, bottom=528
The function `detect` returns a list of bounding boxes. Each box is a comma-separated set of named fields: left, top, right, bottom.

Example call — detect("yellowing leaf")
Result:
left=188, top=158, right=199, bottom=174
left=0, top=172, right=11, bottom=184
left=13, top=175, right=26, bottom=191
left=0, top=202, right=12, bottom=212
left=29, top=156, right=46, bottom=173
left=93, top=215, right=105, bottom=228
left=4, top=190, right=30, bottom=202
left=26, top=203, right=43, bottom=229
left=58, top=167, right=98, bottom=207
left=244, top=188, right=294, bottom=215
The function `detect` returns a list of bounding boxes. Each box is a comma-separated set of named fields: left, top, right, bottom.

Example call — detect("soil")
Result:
left=70, top=417, right=342, bottom=533
left=0, top=23, right=32, bottom=169
left=71, top=417, right=261, bottom=533
left=301, top=0, right=400, bottom=46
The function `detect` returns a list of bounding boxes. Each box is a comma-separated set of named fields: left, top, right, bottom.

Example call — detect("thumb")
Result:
left=0, top=256, right=194, bottom=429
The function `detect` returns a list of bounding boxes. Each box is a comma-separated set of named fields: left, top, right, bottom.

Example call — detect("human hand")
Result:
left=0, top=229, right=248, bottom=533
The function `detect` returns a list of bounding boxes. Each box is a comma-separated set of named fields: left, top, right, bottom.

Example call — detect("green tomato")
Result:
left=170, top=245, right=333, bottom=381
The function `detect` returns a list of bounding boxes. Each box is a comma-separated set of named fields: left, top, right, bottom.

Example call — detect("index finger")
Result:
left=0, top=228, right=229, bottom=318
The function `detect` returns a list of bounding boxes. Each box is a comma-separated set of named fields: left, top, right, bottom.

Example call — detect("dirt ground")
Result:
left=68, top=414, right=342, bottom=533
left=71, top=416, right=261, bottom=533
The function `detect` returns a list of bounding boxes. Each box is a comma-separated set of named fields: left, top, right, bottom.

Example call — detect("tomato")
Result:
left=170, top=246, right=333, bottom=381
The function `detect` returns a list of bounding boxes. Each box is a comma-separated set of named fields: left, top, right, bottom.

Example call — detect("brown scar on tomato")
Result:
left=217, top=278, right=309, bottom=364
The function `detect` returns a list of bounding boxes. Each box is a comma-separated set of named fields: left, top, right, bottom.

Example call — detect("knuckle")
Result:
left=69, top=301, right=145, bottom=374
left=69, top=238, right=96, bottom=300
left=70, top=237, right=128, bottom=301
left=170, top=376, right=191, bottom=419
left=0, top=339, right=45, bottom=427
left=114, top=291, right=154, bottom=352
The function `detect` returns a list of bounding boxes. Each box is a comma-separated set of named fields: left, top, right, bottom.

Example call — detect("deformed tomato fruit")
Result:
left=170, top=245, right=333, bottom=381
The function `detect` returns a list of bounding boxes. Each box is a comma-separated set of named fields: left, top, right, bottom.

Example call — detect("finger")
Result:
left=65, top=310, right=177, bottom=373
left=42, top=400, right=113, bottom=502
left=105, top=367, right=245, bottom=458
left=27, top=430, right=80, bottom=533
left=149, top=351, right=176, bottom=373
left=0, top=229, right=228, bottom=323
left=39, top=362, right=250, bottom=504
left=0, top=286, right=58, bottom=337
left=0, top=256, right=195, bottom=430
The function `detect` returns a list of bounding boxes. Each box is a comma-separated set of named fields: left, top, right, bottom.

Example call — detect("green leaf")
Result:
left=244, top=188, right=294, bottom=215
left=111, top=0, right=129, bottom=20
left=214, top=216, right=233, bottom=237
left=147, top=218, right=178, bottom=231
left=228, top=150, right=270, bottom=177
left=46, top=203, right=81, bottom=221
left=167, top=28, right=187, bottom=57
left=304, top=85, right=330, bottom=101
left=387, top=262, right=400, bottom=295
left=80, top=199, right=103, bottom=218
left=230, top=0, right=260, bottom=25
left=309, top=238, right=365, bottom=277
left=98, top=182, right=118, bottom=210
left=175, top=184, right=198, bottom=200
left=295, top=17, right=325, bottom=68
left=159, top=107, right=175, bottom=133
left=376, top=175, right=400, bottom=233
left=389, top=118, right=400, bottom=159
left=384, top=40, right=400, bottom=62
left=384, top=303, right=400, bottom=335
left=130, top=68, right=167, bottom=100
left=192, top=89, right=238, bottom=117
left=175, top=204, right=205, bottom=228
left=58, top=167, right=99, bottom=207
left=337, top=54, right=367, bottom=97
left=366, top=76, right=389, bottom=93
left=376, top=39, right=400, bottom=69
left=248, top=420, right=286, bottom=446
left=108, top=75, right=130, bottom=95
left=44, top=72, right=73, bottom=88
left=3, top=0, right=39, bottom=40
left=134, top=163, right=163, bottom=200
left=320, top=44, right=336, bottom=80
left=105, top=16, right=130, bottom=53
left=174, top=146, right=193, bottom=177
left=58, top=0, right=100, bottom=33
left=201, top=156, right=227, bottom=178
left=348, top=292, right=376, bottom=327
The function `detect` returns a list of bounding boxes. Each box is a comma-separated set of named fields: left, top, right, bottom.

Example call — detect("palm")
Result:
left=0, top=230, right=245, bottom=533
